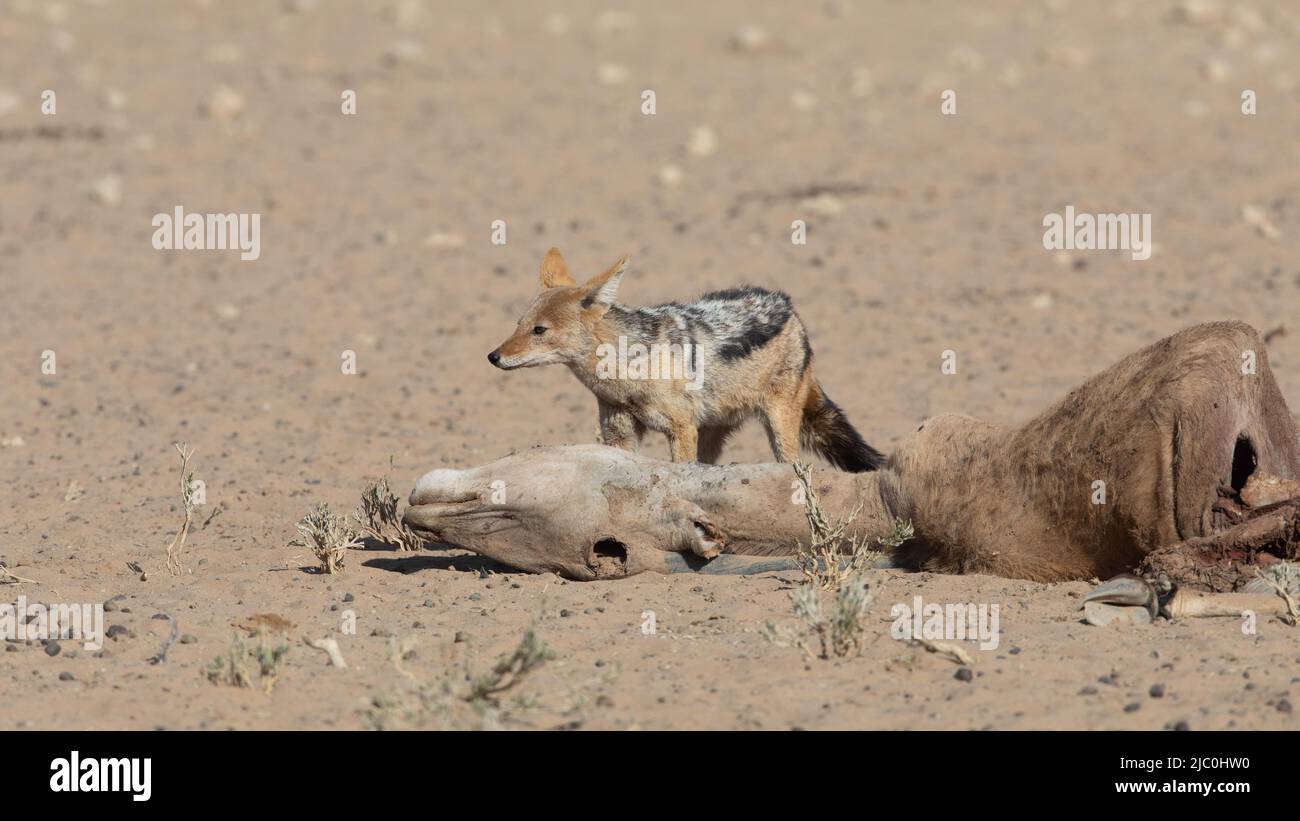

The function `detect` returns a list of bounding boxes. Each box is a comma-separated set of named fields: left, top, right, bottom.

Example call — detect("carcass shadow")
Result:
left=362, top=550, right=515, bottom=576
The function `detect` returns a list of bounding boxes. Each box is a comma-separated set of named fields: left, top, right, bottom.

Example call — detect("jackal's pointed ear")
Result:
left=580, top=254, right=629, bottom=310
left=539, top=248, right=575, bottom=289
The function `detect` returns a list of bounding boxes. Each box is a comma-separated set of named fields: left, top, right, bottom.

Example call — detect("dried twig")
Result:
left=0, top=564, right=37, bottom=585
left=148, top=613, right=179, bottom=665
left=201, top=502, right=225, bottom=530
left=166, top=443, right=196, bottom=575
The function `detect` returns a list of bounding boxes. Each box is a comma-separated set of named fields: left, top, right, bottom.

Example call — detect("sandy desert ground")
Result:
left=2, top=0, right=1300, bottom=729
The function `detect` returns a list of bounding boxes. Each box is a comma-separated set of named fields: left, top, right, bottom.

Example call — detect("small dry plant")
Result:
left=1255, top=564, right=1300, bottom=625
left=355, top=476, right=426, bottom=551
left=764, top=462, right=913, bottom=659
left=364, top=620, right=553, bottom=730
left=782, top=576, right=875, bottom=659
left=792, top=461, right=912, bottom=589
left=290, top=502, right=362, bottom=573
left=166, top=443, right=196, bottom=575
left=206, top=633, right=290, bottom=694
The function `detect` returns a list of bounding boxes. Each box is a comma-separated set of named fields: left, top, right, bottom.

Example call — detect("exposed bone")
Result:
left=405, top=322, right=1300, bottom=585
left=1081, top=562, right=1300, bottom=624
left=1139, top=497, right=1300, bottom=592
left=304, top=636, right=347, bottom=668
left=1162, top=589, right=1294, bottom=619
left=911, top=638, right=974, bottom=665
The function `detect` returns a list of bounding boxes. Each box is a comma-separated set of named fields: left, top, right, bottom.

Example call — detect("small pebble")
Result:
left=954, top=667, right=973, bottom=682
left=203, top=85, right=246, bottom=120
left=686, top=126, right=717, bottom=157
left=657, top=164, right=684, bottom=188
left=90, top=174, right=122, bottom=207
left=596, top=63, right=628, bottom=85
left=731, top=23, right=769, bottom=52
left=424, top=231, right=465, bottom=249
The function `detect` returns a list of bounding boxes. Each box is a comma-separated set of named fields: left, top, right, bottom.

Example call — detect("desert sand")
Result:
left=1, top=0, right=1299, bottom=729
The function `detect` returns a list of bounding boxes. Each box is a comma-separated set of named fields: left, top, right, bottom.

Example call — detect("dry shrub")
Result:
left=765, top=462, right=912, bottom=659
left=365, top=621, right=553, bottom=730
left=206, top=633, right=290, bottom=694
left=355, top=477, right=426, bottom=551
left=290, top=502, right=362, bottom=573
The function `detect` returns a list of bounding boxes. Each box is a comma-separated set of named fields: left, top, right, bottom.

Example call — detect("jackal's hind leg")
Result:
left=666, top=423, right=699, bottom=463
left=761, top=405, right=802, bottom=463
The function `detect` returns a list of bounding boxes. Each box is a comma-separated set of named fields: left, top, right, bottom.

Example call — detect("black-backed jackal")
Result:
left=488, top=248, right=884, bottom=472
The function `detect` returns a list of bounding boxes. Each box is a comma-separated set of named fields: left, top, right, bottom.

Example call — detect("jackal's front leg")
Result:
left=598, top=400, right=645, bottom=450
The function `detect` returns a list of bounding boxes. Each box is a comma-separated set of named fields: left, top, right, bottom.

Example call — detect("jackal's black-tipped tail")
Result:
left=801, top=384, right=886, bottom=472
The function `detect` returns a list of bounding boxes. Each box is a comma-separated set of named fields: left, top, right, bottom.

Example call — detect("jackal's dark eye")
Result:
left=532, top=325, right=547, bottom=336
